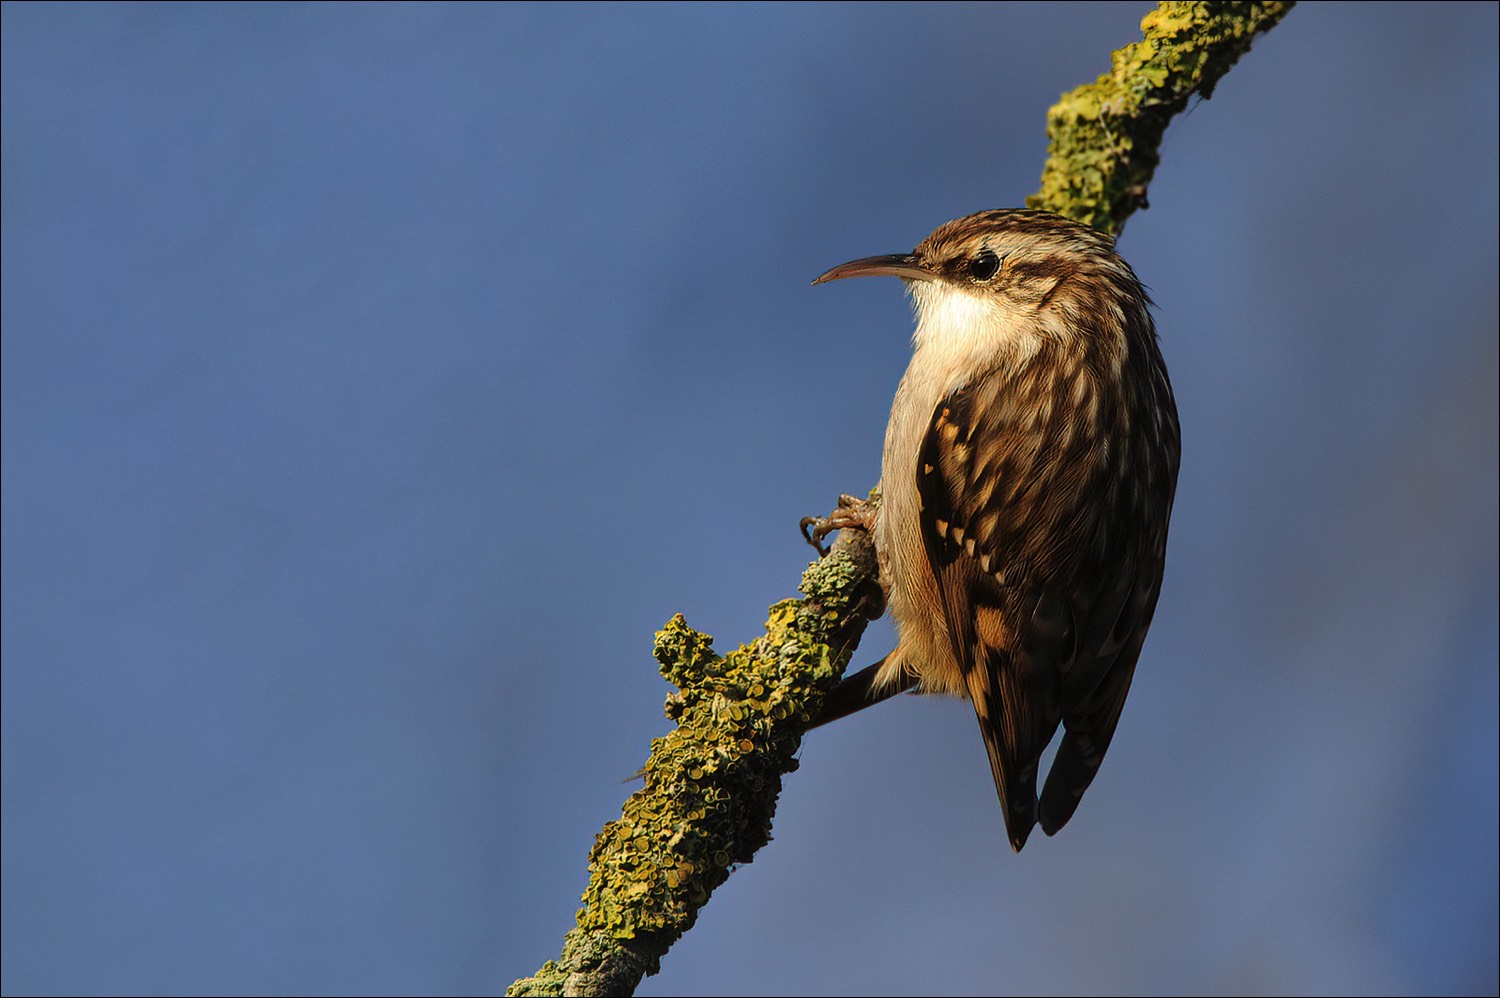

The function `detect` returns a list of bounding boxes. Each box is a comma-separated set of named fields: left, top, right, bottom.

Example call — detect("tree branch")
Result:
left=1032, top=1, right=1295, bottom=235
left=507, top=518, right=884, bottom=997
left=508, top=3, right=1292, bottom=995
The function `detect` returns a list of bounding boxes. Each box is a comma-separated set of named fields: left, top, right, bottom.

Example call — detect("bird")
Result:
left=809, top=209, right=1180, bottom=852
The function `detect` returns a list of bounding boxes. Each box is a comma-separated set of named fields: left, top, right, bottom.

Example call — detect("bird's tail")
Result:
left=965, top=664, right=1043, bottom=853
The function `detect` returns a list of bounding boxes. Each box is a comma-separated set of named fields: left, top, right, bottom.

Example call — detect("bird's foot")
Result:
left=800, top=493, right=877, bottom=557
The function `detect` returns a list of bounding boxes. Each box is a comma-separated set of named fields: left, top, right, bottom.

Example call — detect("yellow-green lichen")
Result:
left=1030, top=1, right=1295, bottom=234
left=573, top=533, right=879, bottom=953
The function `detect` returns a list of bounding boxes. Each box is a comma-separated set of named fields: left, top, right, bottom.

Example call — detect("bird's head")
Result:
left=814, top=209, right=1145, bottom=357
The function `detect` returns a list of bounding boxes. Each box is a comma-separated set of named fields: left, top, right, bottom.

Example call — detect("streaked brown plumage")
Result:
left=813, top=209, right=1179, bottom=851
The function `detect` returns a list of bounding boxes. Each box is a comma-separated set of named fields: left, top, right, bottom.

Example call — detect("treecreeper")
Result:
left=807, top=209, right=1180, bottom=852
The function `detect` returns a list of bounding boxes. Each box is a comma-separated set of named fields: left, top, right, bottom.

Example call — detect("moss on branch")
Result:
left=507, top=518, right=883, bottom=996
left=1031, top=1, right=1295, bottom=235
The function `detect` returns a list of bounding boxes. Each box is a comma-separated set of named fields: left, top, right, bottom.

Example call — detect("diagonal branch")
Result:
left=1033, top=1, right=1296, bottom=236
left=508, top=519, right=884, bottom=997
left=507, top=3, right=1292, bottom=995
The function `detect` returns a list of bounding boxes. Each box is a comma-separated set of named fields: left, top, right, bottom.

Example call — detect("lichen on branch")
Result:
left=507, top=519, right=883, bottom=997
left=1030, top=1, right=1295, bottom=235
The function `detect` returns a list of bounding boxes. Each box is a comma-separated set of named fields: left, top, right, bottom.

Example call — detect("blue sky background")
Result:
left=3, top=3, right=1496, bottom=995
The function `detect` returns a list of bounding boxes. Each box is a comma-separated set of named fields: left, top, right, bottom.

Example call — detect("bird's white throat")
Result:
left=906, top=280, right=1041, bottom=393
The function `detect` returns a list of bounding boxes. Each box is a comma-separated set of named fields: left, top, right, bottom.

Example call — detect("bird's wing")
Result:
left=915, top=370, right=1076, bottom=852
left=1037, top=531, right=1166, bottom=835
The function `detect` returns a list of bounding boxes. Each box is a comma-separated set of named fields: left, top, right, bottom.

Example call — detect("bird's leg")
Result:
left=806, top=655, right=919, bottom=729
left=800, top=492, right=879, bottom=557
left=799, top=491, right=904, bottom=727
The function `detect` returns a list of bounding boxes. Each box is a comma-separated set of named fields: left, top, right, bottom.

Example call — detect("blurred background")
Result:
left=3, top=3, right=1495, bottom=995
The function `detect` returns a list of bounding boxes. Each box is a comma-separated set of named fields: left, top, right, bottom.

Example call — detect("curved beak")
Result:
left=812, top=253, right=932, bottom=285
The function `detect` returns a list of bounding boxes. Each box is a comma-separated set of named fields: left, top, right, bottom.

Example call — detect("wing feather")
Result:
left=916, top=376, right=1064, bottom=852
left=914, top=355, right=1173, bottom=850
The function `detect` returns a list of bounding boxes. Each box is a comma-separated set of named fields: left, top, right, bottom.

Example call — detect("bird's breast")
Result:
left=876, top=337, right=1008, bottom=695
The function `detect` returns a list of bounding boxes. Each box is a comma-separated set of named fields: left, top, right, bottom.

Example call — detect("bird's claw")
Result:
left=799, top=515, right=834, bottom=556
left=801, top=493, right=876, bottom=556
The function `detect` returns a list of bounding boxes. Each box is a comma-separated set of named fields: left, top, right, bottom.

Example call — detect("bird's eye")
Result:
left=968, top=249, right=1002, bottom=282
